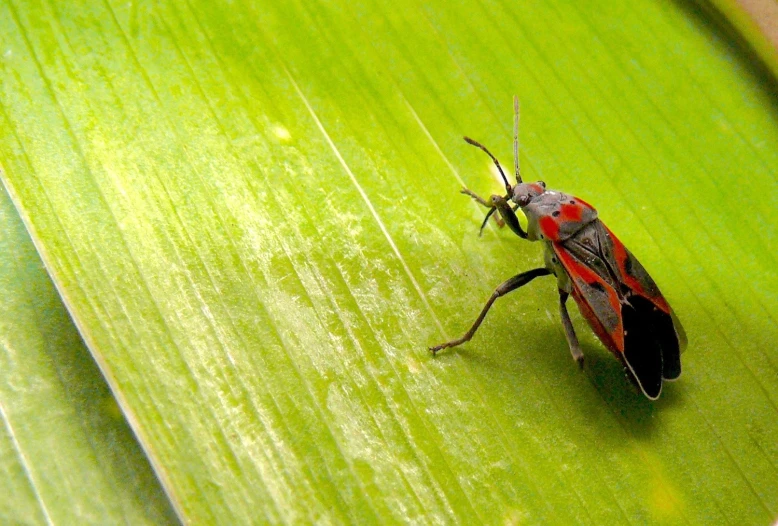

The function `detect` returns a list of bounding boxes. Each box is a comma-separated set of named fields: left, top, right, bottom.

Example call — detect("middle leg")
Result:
left=559, top=290, right=584, bottom=368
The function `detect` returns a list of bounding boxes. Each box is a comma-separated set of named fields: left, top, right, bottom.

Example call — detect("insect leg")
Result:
left=461, top=188, right=506, bottom=234
left=558, top=290, right=584, bottom=368
left=492, top=196, right=528, bottom=239
left=429, top=267, right=551, bottom=355
left=461, top=187, right=492, bottom=208
left=461, top=188, right=527, bottom=239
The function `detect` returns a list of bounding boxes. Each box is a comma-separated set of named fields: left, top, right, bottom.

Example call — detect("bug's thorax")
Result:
left=517, top=187, right=599, bottom=242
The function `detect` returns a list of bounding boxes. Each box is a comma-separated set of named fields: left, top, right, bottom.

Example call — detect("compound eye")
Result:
left=538, top=181, right=546, bottom=188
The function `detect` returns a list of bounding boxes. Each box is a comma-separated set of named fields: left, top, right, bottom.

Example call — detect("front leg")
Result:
left=559, top=290, right=584, bottom=368
left=461, top=187, right=492, bottom=208
left=490, top=195, right=527, bottom=239
left=461, top=188, right=505, bottom=233
left=461, top=189, right=527, bottom=239
left=429, top=268, right=551, bottom=354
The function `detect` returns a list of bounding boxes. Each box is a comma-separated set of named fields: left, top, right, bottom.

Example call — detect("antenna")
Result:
left=513, top=96, right=522, bottom=183
left=463, top=136, right=512, bottom=194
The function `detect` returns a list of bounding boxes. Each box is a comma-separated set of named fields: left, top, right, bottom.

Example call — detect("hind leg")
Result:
left=429, top=268, right=551, bottom=354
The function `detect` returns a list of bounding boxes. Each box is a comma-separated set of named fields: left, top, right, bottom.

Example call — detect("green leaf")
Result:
left=2, top=0, right=778, bottom=523
left=0, top=184, right=177, bottom=523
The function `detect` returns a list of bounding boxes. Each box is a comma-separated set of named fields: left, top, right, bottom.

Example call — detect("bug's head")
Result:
left=511, top=181, right=546, bottom=207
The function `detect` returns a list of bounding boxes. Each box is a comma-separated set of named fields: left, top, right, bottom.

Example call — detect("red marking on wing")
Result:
left=603, top=225, right=671, bottom=314
left=574, top=290, right=621, bottom=354
left=554, top=243, right=625, bottom=353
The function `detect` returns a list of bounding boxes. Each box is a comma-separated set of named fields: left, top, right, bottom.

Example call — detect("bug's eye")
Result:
left=538, top=181, right=546, bottom=188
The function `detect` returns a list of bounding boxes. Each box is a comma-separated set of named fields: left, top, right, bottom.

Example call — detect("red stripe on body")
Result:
left=555, top=243, right=625, bottom=353
left=602, top=225, right=671, bottom=313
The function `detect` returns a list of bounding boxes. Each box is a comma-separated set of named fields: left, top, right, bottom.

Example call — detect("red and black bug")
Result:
left=430, top=97, right=686, bottom=399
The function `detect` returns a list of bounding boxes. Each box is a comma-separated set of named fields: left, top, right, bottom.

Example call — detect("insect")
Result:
left=429, top=97, right=685, bottom=399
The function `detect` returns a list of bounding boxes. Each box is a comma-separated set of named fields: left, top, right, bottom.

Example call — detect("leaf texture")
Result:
left=0, top=183, right=177, bottom=523
left=1, top=0, right=778, bottom=523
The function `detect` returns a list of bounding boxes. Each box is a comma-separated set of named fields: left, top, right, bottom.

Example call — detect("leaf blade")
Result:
left=2, top=0, right=778, bottom=523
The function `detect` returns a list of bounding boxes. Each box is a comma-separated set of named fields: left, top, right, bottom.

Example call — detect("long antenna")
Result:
left=463, top=136, right=512, bottom=194
left=513, top=96, right=522, bottom=183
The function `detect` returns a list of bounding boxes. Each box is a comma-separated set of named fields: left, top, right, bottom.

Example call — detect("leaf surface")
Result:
left=1, top=0, right=778, bottom=523
left=0, top=184, right=177, bottom=523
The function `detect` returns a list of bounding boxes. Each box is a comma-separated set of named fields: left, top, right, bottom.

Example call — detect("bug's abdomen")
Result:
left=552, top=220, right=683, bottom=398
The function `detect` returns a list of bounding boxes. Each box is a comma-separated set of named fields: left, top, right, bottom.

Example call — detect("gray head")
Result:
left=512, top=181, right=547, bottom=207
